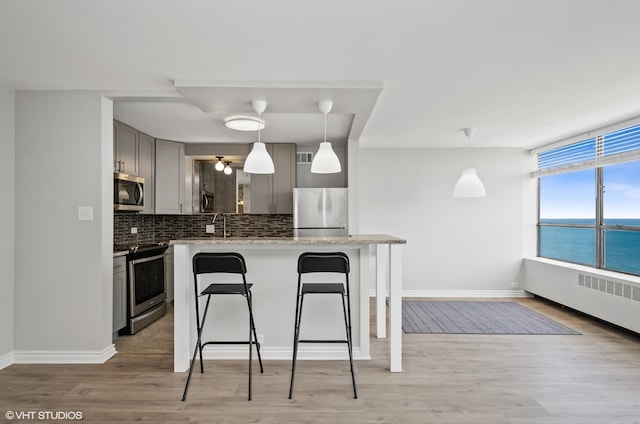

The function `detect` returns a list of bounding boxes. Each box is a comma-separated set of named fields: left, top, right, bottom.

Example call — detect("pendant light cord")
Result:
left=466, top=133, right=471, bottom=167
left=324, top=112, right=327, bottom=143
left=257, top=111, right=262, bottom=143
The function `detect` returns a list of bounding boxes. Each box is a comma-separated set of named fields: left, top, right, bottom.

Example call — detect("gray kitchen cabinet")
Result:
left=272, top=143, right=296, bottom=213
left=164, top=246, right=174, bottom=303
left=113, top=256, right=127, bottom=337
left=113, top=120, right=139, bottom=175
left=250, top=143, right=296, bottom=213
left=250, top=168, right=272, bottom=214
left=155, top=138, right=186, bottom=214
left=138, top=131, right=155, bottom=214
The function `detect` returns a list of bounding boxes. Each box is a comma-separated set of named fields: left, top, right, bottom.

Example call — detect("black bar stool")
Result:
left=182, top=252, right=264, bottom=401
left=288, top=251, right=357, bottom=399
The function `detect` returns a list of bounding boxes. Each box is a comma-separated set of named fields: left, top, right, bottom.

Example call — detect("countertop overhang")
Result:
left=169, top=234, right=406, bottom=246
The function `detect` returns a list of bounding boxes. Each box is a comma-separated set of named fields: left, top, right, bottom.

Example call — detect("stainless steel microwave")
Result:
left=114, top=172, right=144, bottom=211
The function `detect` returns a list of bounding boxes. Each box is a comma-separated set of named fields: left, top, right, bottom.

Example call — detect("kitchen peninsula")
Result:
left=171, top=235, right=406, bottom=373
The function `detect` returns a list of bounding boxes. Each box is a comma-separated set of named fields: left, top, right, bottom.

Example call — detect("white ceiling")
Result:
left=3, top=0, right=640, bottom=150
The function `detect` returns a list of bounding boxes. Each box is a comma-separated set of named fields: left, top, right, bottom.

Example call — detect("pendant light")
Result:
left=243, top=100, right=275, bottom=174
left=214, top=156, right=225, bottom=171
left=311, top=100, right=341, bottom=174
left=452, top=128, right=486, bottom=198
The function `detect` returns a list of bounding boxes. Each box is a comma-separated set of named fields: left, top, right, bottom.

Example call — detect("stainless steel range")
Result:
left=116, top=243, right=168, bottom=334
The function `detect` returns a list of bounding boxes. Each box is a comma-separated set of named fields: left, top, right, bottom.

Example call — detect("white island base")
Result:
left=171, top=235, right=406, bottom=373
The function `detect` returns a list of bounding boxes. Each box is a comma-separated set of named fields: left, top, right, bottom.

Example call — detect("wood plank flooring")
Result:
left=1, top=297, right=640, bottom=423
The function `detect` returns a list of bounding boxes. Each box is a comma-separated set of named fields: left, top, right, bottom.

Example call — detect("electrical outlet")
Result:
left=206, top=224, right=215, bottom=234
left=257, top=335, right=264, bottom=344
left=510, top=281, right=520, bottom=289
left=131, top=227, right=137, bottom=234
left=77, top=206, right=93, bottom=221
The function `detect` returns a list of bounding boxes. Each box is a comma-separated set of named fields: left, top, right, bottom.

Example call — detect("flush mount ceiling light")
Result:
left=214, top=156, right=225, bottom=171
left=452, top=128, right=486, bottom=198
left=224, top=116, right=265, bottom=131
left=223, top=161, right=233, bottom=175
left=243, top=100, right=275, bottom=174
left=310, top=100, right=341, bottom=174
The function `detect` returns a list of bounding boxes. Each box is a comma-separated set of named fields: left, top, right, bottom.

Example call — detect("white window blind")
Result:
left=600, top=124, right=640, bottom=166
left=535, top=123, right=640, bottom=177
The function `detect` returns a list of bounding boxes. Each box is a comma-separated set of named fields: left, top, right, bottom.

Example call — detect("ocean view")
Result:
left=539, top=218, right=640, bottom=275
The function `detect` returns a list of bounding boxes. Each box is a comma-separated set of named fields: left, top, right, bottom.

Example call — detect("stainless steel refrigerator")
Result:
left=293, top=188, right=348, bottom=237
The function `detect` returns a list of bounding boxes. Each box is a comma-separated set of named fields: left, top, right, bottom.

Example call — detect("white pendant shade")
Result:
left=311, top=142, right=341, bottom=173
left=452, top=127, right=486, bottom=198
left=311, top=100, right=341, bottom=174
left=242, top=100, right=275, bottom=174
left=243, top=142, right=274, bottom=174
left=453, top=168, right=486, bottom=198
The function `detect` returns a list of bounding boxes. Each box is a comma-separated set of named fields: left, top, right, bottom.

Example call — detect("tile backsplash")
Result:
left=114, top=213, right=293, bottom=246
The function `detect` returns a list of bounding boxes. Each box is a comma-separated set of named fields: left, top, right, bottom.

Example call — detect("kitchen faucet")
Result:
left=209, top=212, right=230, bottom=238
left=210, top=212, right=221, bottom=237
left=223, top=213, right=228, bottom=238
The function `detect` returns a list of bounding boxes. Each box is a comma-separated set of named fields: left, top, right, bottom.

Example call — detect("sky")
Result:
left=540, top=161, right=640, bottom=219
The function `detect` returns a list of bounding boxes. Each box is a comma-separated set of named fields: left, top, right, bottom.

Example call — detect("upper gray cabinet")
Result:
left=155, top=139, right=186, bottom=214
left=250, top=143, right=296, bottom=214
left=138, top=132, right=155, bottom=214
left=113, top=121, right=139, bottom=175
left=113, top=120, right=155, bottom=214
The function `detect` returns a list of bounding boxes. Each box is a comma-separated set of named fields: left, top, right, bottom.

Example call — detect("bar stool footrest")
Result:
left=202, top=340, right=262, bottom=346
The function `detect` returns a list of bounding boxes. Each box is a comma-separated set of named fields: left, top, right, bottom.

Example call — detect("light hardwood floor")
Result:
left=1, top=297, right=640, bottom=424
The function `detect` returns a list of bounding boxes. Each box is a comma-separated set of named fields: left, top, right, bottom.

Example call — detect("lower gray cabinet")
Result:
left=113, top=256, right=127, bottom=336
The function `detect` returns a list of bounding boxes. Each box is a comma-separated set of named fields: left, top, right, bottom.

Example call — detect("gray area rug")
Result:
left=402, top=301, right=580, bottom=335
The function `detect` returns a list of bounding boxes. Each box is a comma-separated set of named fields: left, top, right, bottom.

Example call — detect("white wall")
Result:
left=14, top=91, right=114, bottom=359
left=358, top=147, right=527, bottom=295
left=0, top=88, right=15, bottom=364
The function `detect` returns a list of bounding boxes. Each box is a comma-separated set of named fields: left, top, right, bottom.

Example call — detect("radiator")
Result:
left=524, top=258, right=640, bottom=334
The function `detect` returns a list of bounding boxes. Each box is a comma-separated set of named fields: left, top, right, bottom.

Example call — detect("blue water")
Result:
left=539, top=219, right=640, bottom=275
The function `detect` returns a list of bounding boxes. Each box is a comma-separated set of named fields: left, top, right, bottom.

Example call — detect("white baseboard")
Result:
left=201, top=345, right=369, bottom=361
left=13, top=344, right=117, bottom=365
left=370, top=289, right=531, bottom=298
left=0, top=350, right=14, bottom=370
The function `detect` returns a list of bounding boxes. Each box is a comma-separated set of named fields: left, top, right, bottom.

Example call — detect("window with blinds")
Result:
left=536, top=121, right=640, bottom=275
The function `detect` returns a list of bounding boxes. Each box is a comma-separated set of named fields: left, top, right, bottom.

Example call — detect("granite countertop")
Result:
left=169, top=234, right=406, bottom=245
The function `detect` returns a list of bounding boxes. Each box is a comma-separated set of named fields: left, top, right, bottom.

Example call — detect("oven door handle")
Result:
left=129, top=253, right=165, bottom=264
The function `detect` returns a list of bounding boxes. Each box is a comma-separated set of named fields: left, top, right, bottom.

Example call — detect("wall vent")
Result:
left=296, top=152, right=313, bottom=164
left=578, top=273, right=640, bottom=302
